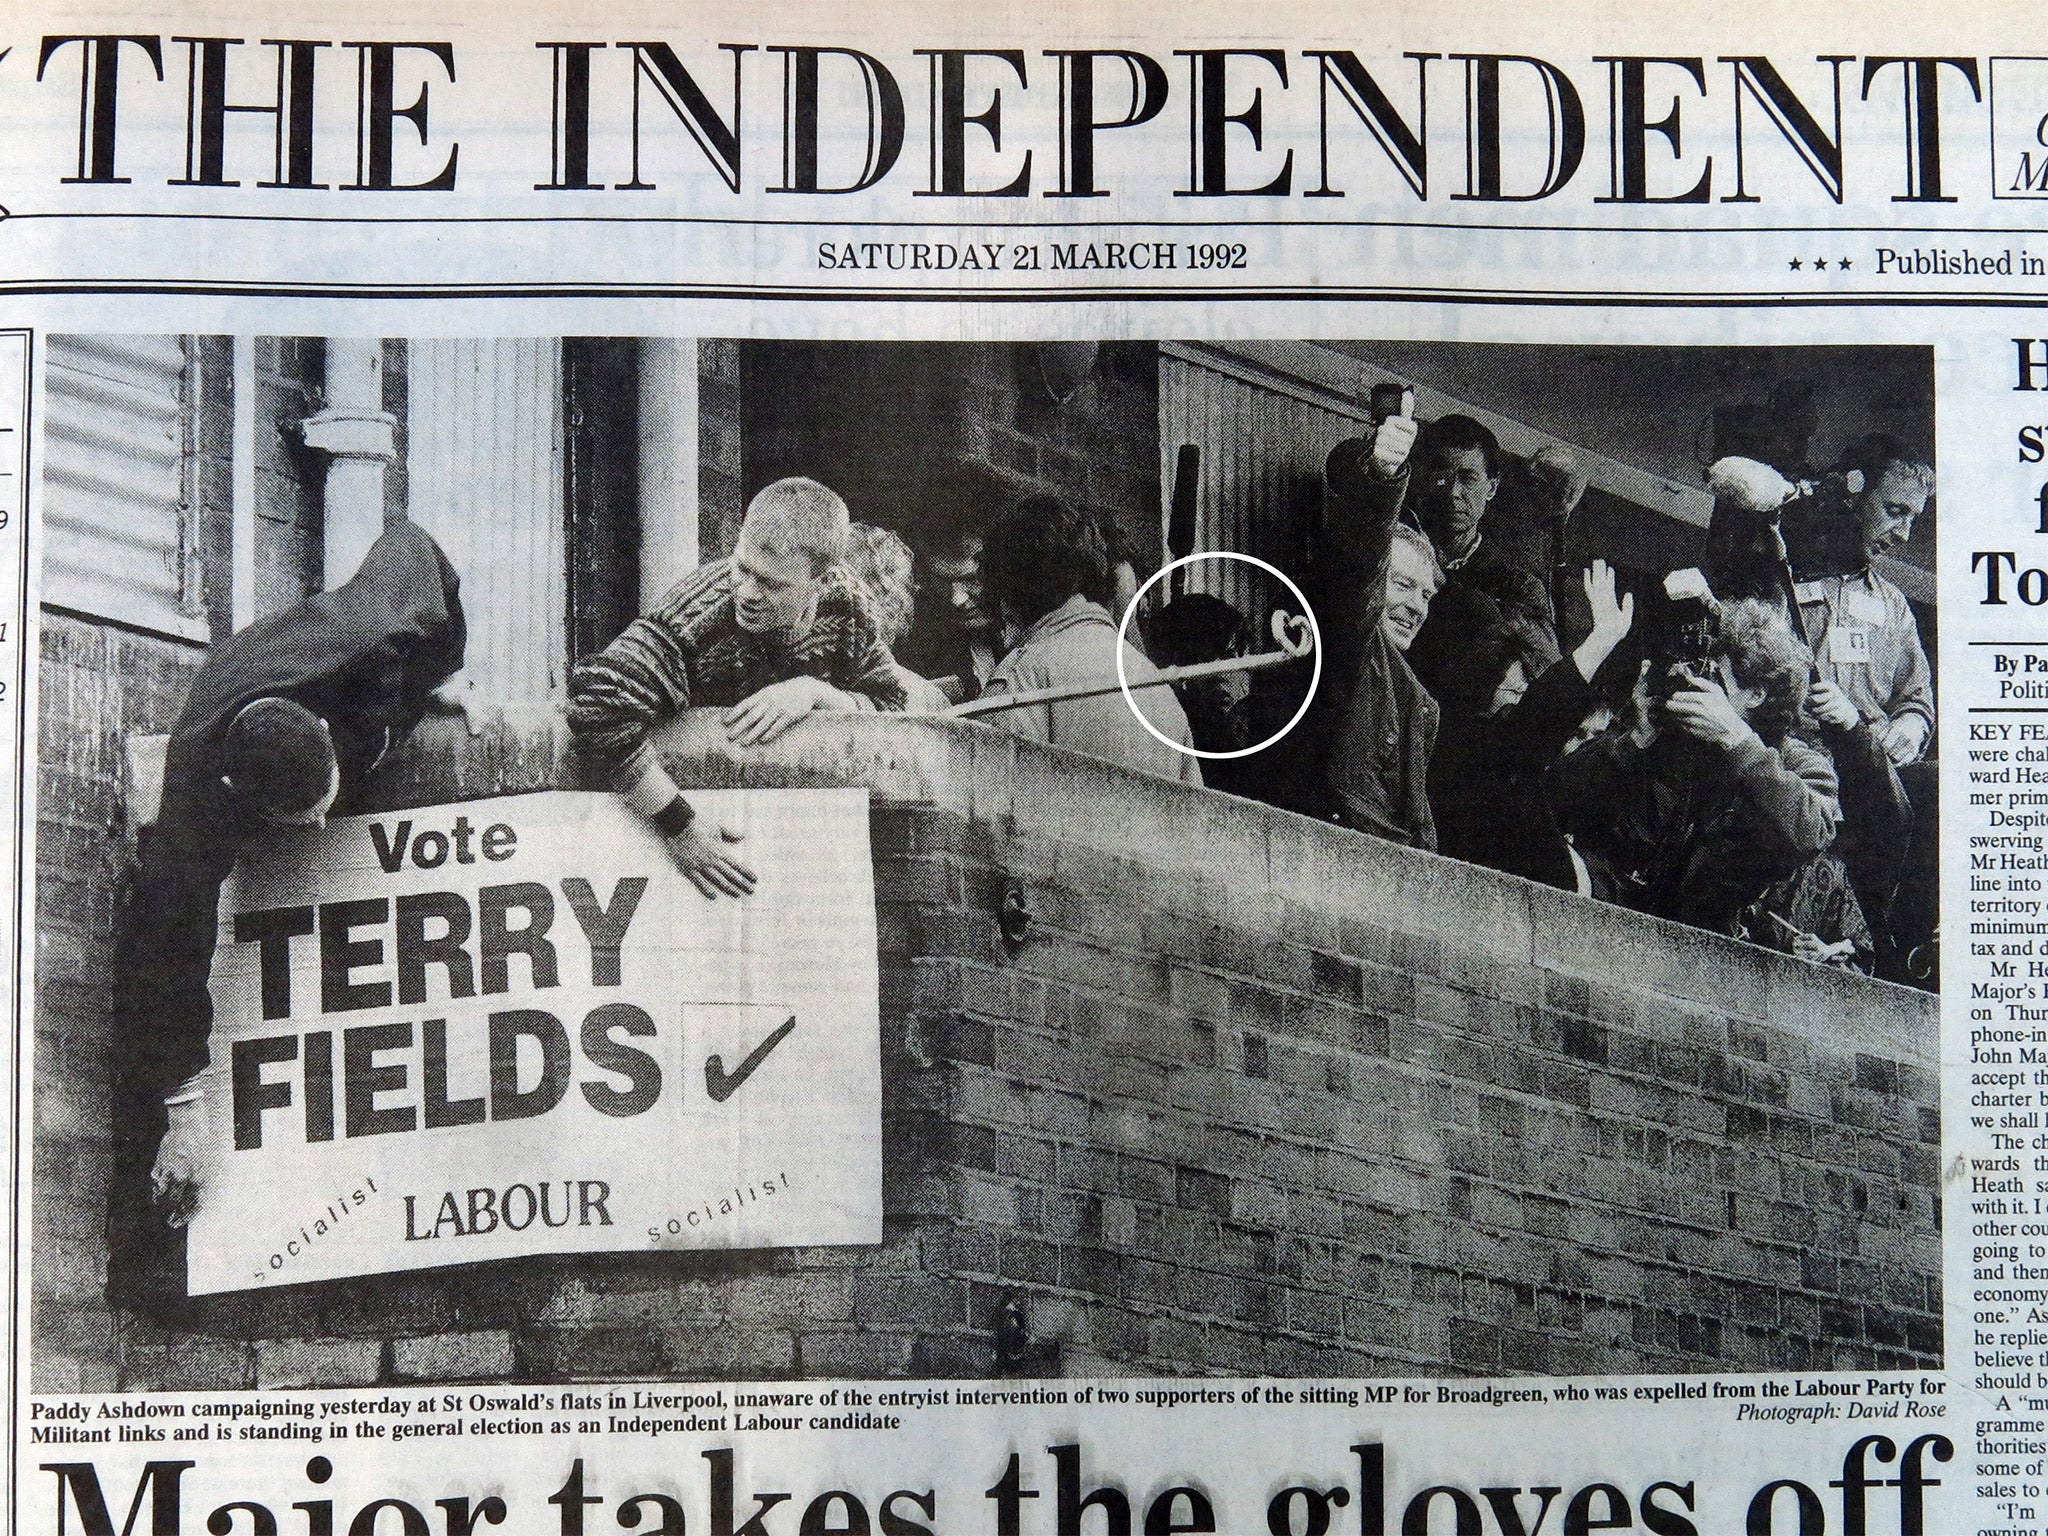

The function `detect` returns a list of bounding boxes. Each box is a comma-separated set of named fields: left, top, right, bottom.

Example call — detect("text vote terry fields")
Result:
left=182, top=788, right=882, bottom=1295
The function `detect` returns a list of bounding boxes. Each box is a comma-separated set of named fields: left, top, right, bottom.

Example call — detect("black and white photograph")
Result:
left=33, top=334, right=1940, bottom=1391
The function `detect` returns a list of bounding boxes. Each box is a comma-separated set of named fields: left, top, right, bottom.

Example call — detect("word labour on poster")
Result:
left=182, top=788, right=881, bottom=1294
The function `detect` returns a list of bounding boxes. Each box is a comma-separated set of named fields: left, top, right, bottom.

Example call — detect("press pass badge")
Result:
left=1833, top=625, right=1873, bottom=664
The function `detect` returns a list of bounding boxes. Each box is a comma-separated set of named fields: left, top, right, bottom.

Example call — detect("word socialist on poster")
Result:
left=181, top=788, right=882, bottom=1296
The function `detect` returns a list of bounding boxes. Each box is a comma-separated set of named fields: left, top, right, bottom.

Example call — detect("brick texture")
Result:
left=697, top=339, right=746, bottom=561
left=36, top=712, right=1940, bottom=1388
left=34, top=616, right=209, bottom=1392
left=32, top=329, right=323, bottom=1395
left=730, top=340, right=1160, bottom=573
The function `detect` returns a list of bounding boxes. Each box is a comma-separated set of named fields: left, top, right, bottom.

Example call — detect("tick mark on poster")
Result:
left=705, top=1014, right=796, bottom=1103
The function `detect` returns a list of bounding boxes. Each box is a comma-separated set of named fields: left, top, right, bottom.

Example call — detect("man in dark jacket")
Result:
left=113, top=520, right=468, bottom=1270
left=1431, top=560, right=1636, bottom=886
left=1402, top=414, right=1560, bottom=722
left=1276, top=397, right=1440, bottom=846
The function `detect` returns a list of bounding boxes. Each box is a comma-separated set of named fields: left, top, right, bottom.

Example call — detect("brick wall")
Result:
left=729, top=341, right=1160, bottom=570
left=697, top=339, right=746, bottom=562
left=36, top=712, right=1940, bottom=1389
left=956, top=340, right=1162, bottom=570
left=34, top=616, right=211, bottom=1390
left=32, top=336, right=324, bottom=1390
left=254, top=337, right=326, bottom=617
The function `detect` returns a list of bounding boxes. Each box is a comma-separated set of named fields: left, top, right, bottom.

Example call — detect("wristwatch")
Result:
left=652, top=795, right=696, bottom=838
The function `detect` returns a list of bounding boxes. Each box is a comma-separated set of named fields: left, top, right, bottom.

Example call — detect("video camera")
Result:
left=1778, top=496, right=1867, bottom=581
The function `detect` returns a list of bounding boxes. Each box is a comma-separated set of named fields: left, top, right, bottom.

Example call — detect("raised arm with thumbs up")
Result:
left=1370, top=387, right=1418, bottom=479
left=1321, top=385, right=1425, bottom=671
left=1266, top=383, right=1442, bottom=850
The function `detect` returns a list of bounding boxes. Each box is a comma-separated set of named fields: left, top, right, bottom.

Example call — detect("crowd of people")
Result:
left=564, top=401, right=1936, bottom=992
left=111, top=392, right=1934, bottom=1269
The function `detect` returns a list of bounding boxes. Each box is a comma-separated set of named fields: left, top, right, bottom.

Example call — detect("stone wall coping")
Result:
left=375, top=708, right=1936, bottom=1065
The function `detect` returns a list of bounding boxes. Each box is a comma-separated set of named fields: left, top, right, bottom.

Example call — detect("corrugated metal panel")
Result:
left=1159, top=349, right=1374, bottom=624
left=1190, top=338, right=1718, bottom=529
left=405, top=339, right=567, bottom=705
left=43, top=335, right=207, bottom=639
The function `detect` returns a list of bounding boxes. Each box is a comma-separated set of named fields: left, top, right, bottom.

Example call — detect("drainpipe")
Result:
left=299, top=338, right=396, bottom=586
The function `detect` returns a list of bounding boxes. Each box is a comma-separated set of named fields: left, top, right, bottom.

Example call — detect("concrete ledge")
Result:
left=374, top=708, right=1935, bottom=1067
left=74, top=705, right=1937, bottom=1379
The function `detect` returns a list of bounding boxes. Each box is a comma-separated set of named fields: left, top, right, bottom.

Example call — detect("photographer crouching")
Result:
left=1545, top=577, right=1841, bottom=939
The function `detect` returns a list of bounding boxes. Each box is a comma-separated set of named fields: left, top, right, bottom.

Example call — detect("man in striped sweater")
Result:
left=567, top=477, right=907, bottom=898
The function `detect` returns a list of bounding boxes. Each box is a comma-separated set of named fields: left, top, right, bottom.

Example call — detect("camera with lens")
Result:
left=1779, top=495, right=1865, bottom=580
left=1641, top=568, right=1722, bottom=703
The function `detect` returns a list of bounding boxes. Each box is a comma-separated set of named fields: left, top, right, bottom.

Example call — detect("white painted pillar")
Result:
left=637, top=336, right=700, bottom=607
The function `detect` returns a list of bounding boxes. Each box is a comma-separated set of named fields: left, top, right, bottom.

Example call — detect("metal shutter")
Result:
left=1159, top=343, right=1376, bottom=624
left=405, top=338, right=567, bottom=705
left=43, top=335, right=205, bottom=640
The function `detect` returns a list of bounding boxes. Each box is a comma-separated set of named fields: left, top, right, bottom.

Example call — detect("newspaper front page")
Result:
left=0, top=0, right=2035, bottom=1531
